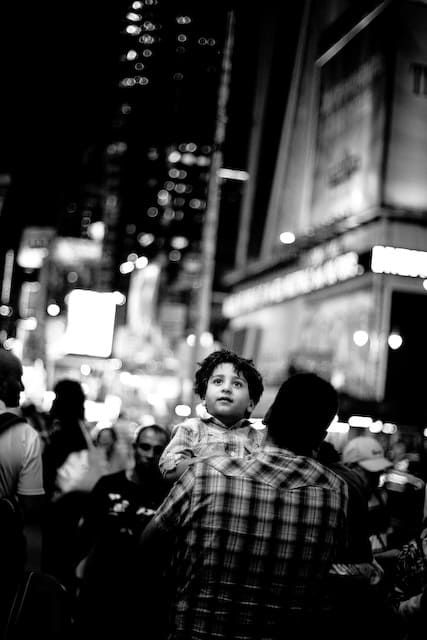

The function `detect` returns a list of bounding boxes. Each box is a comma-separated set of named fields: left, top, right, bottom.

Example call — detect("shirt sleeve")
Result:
left=158, top=421, right=199, bottom=475
left=153, top=466, right=195, bottom=532
left=17, top=425, right=45, bottom=496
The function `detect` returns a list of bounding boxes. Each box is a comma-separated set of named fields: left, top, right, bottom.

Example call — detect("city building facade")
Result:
left=222, top=0, right=427, bottom=438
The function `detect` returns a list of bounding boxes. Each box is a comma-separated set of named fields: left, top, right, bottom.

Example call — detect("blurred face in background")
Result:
left=0, top=354, right=24, bottom=408
left=134, top=427, right=167, bottom=472
left=96, top=428, right=116, bottom=459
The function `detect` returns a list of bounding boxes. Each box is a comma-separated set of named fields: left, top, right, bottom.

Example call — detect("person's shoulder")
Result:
left=2, top=416, right=40, bottom=441
left=313, top=459, right=349, bottom=494
left=197, top=454, right=247, bottom=479
left=171, top=417, right=202, bottom=435
left=96, top=469, right=127, bottom=488
left=85, top=470, right=124, bottom=499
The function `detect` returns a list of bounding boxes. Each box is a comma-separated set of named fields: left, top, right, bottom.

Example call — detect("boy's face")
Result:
left=204, top=362, right=254, bottom=426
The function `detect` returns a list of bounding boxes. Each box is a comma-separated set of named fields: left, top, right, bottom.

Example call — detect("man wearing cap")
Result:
left=342, top=435, right=394, bottom=553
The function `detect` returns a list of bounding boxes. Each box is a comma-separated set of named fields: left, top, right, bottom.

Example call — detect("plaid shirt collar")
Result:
left=200, top=410, right=253, bottom=432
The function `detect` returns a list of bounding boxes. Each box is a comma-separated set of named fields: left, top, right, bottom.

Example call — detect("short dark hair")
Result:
left=194, top=349, right=264, bottom=405
left=51, top=379, right=86, bottom=419
left=134, top=423, right=170, bottom=446
left=264, top=373, right=338, bottom=455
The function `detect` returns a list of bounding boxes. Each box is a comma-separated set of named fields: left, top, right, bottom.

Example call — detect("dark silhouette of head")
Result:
left=50, top=379, right=86, bottom=420
left=0, top=349, right=24, bottom=408
left=194, top=349, right=264, bottom=405
left=264, top=373, right=338, bottom=456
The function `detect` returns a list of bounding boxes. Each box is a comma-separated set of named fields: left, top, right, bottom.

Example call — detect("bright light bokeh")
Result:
left=388, top=332, right=403, bottom=350
left=279, top=231, right=296, bottom=245
left=65, top=290, right=117, bottom=358
left=353, top=330, right=369, bottom=347
left=175, top=404, right=191, bottom=417
left=348, top=415, right=372, bottom=428
left=47, top=303, right=60, bottom=317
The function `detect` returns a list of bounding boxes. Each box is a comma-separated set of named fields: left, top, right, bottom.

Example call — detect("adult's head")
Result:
left=194, top=349, right=264, bottom=408
left=133, top=424, right=169, bottom=473
left=342, top=436, right=393, bottom=473
left=50, top=379, right=86, bottom=420
left=263, top=372, right=338, bottom=456
left=342, top=436, right=392, bottom=493
left=95, top=426, right=118, bottom=459
left=0, top=348, right=24, bottom=408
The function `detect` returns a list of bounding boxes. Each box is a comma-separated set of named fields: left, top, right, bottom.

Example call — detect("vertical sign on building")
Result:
left=311, top=12, right=387, bottom=227
left=384, top=2, right=427, bottom=210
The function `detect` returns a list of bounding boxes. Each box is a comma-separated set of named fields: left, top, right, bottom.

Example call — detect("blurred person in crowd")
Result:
left=41, top=379, right=105, bottom=592
left=382, top=452, right=425, bottom=549
left=20, top=401, right=50, bottom=451
left=92, top=424, right=130, bottom=475
left=75, top=424, right=170, bottom=638
left=318, top=439, right=400, bottom=640
left=42, top=379, right=90, bottom=499
left=318, top=440, right=375, bottom=565
left=140, top=373, right=347, bottom=639
left=159, top=349, right=265, bottom=484
left=388, top=517, right=427, bottom=639
left=342, top=435, right=394, bottom=553
left=0, top=348, right=45, bottom=571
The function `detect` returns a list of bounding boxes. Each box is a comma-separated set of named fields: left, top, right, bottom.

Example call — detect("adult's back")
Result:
left=159, top=452, right=346, bottom=638
left=0, top=415, right=44, bottom=499
left=140, top=373, right=348, bottom=640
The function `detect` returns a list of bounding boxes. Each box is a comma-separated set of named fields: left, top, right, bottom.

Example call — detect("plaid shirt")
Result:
left=154, top=445, right=348, bottom=640
left=158, top=415, right=264, bottom=475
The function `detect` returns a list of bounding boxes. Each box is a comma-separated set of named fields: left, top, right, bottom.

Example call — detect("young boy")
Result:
left=159, top=349, right=264, bottom=483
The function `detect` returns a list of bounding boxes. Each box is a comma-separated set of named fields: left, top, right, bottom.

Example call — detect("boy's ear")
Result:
left=248, top=399, right=255, bottom=412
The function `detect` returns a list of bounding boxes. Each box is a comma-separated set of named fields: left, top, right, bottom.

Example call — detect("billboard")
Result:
left=64, top=290, right=117, bottom=358
left=384, top=2, right=427, bottom=209
left=311, top=14, right=387, bottom=227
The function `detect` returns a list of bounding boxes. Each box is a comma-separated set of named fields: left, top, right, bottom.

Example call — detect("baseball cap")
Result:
left=342, top=436, right=393, bottom=472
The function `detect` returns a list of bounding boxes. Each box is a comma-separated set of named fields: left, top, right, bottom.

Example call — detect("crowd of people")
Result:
left=1, top=346, right=427, bottom=639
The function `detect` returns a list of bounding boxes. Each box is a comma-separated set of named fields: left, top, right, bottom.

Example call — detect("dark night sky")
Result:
left=0, top=0, right=123, bottom=233
left=0, top=2, right=300, bottom=247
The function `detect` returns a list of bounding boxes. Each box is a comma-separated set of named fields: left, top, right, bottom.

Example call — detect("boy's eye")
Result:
left=212, top=378, right=222, bottom=385
left=233, top=381, right=243, bottom=388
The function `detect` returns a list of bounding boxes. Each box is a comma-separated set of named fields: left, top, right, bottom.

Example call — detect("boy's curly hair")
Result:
left=194, top=349, right=264, bottom=404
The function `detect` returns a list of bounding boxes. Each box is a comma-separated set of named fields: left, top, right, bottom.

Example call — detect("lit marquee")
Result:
left=223, top=252, right=359, bottom=318
left=371, top=245, right=427, bottom=278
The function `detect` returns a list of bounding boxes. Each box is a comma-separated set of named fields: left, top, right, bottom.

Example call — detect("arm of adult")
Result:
left=17, top=425, right=46, bottom=570
left=138, top=467, right=195, bottom=638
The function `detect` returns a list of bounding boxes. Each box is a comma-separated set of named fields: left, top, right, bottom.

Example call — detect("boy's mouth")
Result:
left=217, top=397, right=232, bottom=403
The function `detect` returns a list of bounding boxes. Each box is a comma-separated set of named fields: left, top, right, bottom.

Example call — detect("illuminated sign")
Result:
left=53, top=237, right=102, bottom=266
left=223, top=252, right=359, bottom=318
left=371, top=245, right=427, bottom=278
left=17, top=227, right=56, bottom=269
left=65, top=290, right=117, bottom=357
